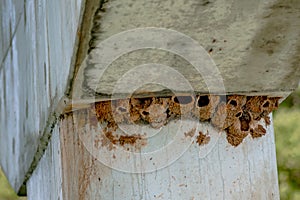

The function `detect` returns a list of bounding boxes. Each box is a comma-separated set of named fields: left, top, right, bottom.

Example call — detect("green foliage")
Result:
left=280, top=88, right=300, bottom=109
left=0, top=168, right=20, bottom=200
left=274, top=88, right=300, bottom=200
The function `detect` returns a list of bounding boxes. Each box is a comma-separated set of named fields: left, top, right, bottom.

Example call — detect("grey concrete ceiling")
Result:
left=72, top=0, right=300, bottom=103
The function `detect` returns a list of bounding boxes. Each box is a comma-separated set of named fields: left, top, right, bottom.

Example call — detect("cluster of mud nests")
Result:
left=92, top=95, right=280, bottom=147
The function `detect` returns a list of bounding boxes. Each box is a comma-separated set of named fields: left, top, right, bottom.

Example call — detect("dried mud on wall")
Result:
left=84, top=95, right=280, bottom=147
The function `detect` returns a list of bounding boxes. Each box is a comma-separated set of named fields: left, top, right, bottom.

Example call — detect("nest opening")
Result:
left=197, top=96, right=210, bottom=107
left=142, top=111, right=149, bottom=116
left=173, top=96, right=193, bottom=104
left=228, top=99, right=237, bottom=107
left=240, top=121, right=249, bottom=131
left=138, top=97, right=153, bottom=105
left=235, top=111, right=242, bottom=118
left=263, top=101, right=270, bottom=108
left=118, top=107, right=127, bottom=112
left=239, top=111, right=251, bottom=131
left=93, top=95, right=281, bottom=147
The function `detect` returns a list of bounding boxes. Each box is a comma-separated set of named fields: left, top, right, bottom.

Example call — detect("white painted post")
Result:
left=27, top=111, right=279, bottom=199
left=0, top=0, right=84, bottom=193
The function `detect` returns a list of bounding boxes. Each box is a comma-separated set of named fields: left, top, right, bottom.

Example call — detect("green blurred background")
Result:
left=274, top=88, right=300, bottom=199
left=0, top=89, right=300, bottom=199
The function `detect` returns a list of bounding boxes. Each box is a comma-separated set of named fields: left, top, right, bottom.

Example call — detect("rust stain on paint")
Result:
left=196, top=131, right=211, bottom=146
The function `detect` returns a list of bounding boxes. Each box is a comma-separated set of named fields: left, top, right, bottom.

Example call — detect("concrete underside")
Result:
left=72, top=0, right=300, bottom=103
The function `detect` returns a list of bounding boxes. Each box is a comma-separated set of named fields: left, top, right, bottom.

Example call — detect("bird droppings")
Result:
left=92, top=95, right=280, bottom=147
left=196, top=131, right=211, bottom=146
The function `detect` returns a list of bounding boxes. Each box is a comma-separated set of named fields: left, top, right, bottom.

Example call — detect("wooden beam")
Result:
left=27, top=109, right=280, bottom=199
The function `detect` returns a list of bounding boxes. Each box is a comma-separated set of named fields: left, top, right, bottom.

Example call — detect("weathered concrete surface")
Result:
left=0, top=0, right=84, bottom=192
left=27, top=110, right=279, bottom=199
left=72, top=0, right=300, bottom=103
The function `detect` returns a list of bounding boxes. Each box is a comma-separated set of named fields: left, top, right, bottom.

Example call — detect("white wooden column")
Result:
left=27, top=111, right=279, bottom=199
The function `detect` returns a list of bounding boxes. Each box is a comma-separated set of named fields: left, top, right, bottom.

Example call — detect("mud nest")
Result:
left=93, top=95, right=280, bottom=147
